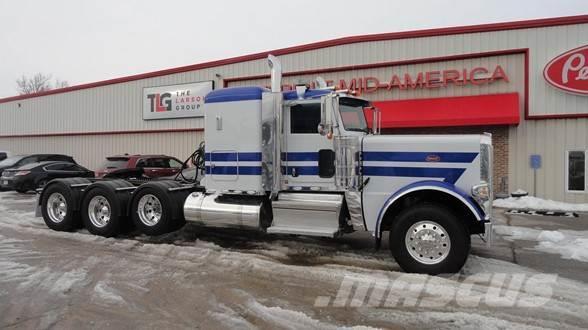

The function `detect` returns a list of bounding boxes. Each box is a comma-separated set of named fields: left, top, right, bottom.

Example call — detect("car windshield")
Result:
left=339, top=98, right=368, bottom=132
left=101, top=158, right=128, bottom=169
left=0, top=155, right=25, bottom=167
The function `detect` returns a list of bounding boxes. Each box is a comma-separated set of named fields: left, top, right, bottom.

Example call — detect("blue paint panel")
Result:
left=363, top=166, right=466, bottom=184
left=205, top=152, right=262, bottom=162
left=281, top=152, right=318, bottom=161
left=363, top=152, right=478, bottom=163
left=282, top=166, right=319, bottom=176
left=205, top=166, right=262, bottom=175
left=205, top=87, right=268, bottom=104
left=282, top=89, right=331, bottom=100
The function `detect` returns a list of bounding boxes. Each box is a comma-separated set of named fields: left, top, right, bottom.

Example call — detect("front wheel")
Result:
left=389, top=204, right=470, bottom=275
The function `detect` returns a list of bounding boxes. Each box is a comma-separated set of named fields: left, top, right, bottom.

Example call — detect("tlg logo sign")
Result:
left=146, top=92, right=172, bottom=112
left=544, top=45, right=588, bottom=95
left=142, top=81, right=213, bottom=120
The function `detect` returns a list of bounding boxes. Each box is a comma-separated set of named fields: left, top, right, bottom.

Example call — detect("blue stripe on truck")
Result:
left=363, top=152, right=478, bottom=163
left=362, top=167, right=466, bottom=184
left=205, top=166, right=262, bottom=175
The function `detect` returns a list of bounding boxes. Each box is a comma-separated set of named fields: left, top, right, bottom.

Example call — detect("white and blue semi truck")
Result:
left=37, top=55, right=493, bottom=274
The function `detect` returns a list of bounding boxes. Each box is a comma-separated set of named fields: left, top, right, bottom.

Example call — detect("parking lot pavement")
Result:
left=471, top=209, right=588, bottom=283
left=1, top=191, right=588, bottom=329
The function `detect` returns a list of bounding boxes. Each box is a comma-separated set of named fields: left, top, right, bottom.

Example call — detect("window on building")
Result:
left=568, top=151, right=586, bottom=192
left=290, top=103, right=321, bottom=134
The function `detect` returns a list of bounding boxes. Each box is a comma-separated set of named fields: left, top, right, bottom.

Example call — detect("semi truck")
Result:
left=36, top=55, right=493, bottom=274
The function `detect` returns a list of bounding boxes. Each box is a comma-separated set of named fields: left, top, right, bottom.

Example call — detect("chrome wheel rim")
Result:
left=88, top=195, right=111, bottom=228
left=405, top=220, right=451, bottom=265
left=47, top=192, right=67, bottom=223
left=137, top=194, right=162, bottom=226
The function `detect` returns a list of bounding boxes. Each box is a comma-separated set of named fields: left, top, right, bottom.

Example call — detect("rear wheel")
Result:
left=82, top=186, right=124, bottom=237
left=131, top=187, right=175, bottom=236
left=389, top=204, right=470, bottom=274
left=41, top=185, right=77, bottom=231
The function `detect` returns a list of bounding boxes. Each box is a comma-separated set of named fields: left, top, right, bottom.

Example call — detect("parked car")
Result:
left=95, top=154, right=184, bottom=178
left=0, top=161, right=94, bottom=193
left=0, top=154, right=76, bottom=177
left=0, top=151, right=11, bottom=161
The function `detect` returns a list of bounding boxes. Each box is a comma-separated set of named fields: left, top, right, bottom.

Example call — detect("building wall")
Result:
left=0, top=131, right=203, bottom=170
left=0, top=18, right=587, bottom=201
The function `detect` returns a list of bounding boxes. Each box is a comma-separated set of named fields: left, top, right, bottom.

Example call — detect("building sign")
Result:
left=544, top=45, right=588, bottom=95
left=143, top=81, right=213, bottom=120
left=262, top=65, right=509, bottom=95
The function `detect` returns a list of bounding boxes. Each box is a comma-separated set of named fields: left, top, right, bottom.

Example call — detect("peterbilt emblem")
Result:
left=543, top=45, right=588, bottom=95
left=425, top=154, right=441, bottom=162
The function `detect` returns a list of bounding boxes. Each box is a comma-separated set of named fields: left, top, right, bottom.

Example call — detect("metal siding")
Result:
left=0, top=131, right=203, bottom=171
left=1, top=22, right=587, bottom=201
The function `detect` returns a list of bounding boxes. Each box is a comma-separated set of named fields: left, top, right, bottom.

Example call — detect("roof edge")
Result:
left=1, top=14, right=587, bottom=104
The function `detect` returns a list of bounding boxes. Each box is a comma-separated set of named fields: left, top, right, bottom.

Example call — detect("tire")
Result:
left=41, top=184, right=78, bottom=231
left=81, top=185, right=125, bottom=237
left=389, top=204, right=470, bottom=275
left=131, top=186, right=176, bottom=236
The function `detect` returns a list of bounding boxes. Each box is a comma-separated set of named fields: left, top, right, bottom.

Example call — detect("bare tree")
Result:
left=16, top=73, right=69, bottom=95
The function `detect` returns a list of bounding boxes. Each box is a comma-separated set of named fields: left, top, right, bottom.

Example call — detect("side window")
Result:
left=0, top=152, right=6, bottom=161
left=136, top=159, right=146, bottom=168
left=46, top=164, right=68, bottom=171
left=19, top=157, right=37, bottom=166
left=153, top=158, right=169, bottom=168
left=568, top=151, right=586, bottom=192
left=290, top=103, right=321, bottom=134
left=68, top=164, right=86, bottom=171
left=169, top=158, right=182, bottom=168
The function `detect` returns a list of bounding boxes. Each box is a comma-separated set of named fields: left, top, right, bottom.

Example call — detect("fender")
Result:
left=374, top=180, right=484, bottom=238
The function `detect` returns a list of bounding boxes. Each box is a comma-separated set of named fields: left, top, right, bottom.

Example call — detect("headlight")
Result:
left=472, top=182, right=490, bottom=201
left=475, top=141, right=493, bottom=219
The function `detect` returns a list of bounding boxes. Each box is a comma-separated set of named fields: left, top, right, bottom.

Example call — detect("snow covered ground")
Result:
left=495, top=225, right=588, bottom=263
left=1, top=191, right=588, bottom=329
left=494, top=196, right=588, bottom=212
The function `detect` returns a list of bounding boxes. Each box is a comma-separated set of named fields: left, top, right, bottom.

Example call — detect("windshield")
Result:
left=339, top=98, right=368, bottom=132
left=0, top=155, right=25, bottom=167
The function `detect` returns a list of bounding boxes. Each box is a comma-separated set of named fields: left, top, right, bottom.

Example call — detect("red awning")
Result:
left=371, top=92, right=520, bottom=128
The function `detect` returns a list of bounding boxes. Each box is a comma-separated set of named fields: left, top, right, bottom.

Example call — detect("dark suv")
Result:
left=95, top=154, right=184, bottom=178
left=0, top=154, right=76, bottom=177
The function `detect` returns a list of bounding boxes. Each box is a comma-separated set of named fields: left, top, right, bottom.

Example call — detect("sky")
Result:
left=0, top=0, right=586, bottom=98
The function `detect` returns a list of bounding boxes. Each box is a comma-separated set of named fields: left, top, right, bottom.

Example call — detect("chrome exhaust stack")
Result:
left=268, top=54, right=282, bottom=93
left=266, top=55, right=283, bottom=199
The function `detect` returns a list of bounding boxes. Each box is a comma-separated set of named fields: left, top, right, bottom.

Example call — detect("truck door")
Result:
left=283, top=102, right=335, bottom=190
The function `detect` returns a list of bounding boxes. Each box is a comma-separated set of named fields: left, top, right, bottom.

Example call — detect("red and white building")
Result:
left=1, top=15, right=587, bottom=202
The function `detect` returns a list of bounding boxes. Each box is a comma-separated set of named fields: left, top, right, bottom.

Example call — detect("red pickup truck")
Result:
left=95, top=154, right=184, bottom=178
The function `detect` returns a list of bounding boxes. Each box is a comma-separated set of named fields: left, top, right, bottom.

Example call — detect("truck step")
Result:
left=269, top=192, right=344, bottom=237
left=266, top=225, right=339, bottom=237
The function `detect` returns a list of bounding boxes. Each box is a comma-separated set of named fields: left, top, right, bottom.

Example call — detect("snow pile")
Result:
left=493, top=196, right=588, bottom=212
left=495, top=225, right=588, bottom=262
